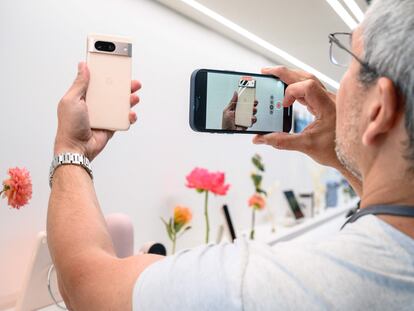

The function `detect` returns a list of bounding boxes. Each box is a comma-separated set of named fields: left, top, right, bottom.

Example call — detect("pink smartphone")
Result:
left=235, top=76, right=256, bottom=128
left=86, top=34, right=132, bottom=131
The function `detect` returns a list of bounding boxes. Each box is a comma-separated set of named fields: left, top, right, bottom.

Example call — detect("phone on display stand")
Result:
left=222, top=204, right=237, bottom=241
left=86, top=34, right=132, bottom=131
left=283, top=190, right=305, bottom=220
left=189, top=69, right=292, bottom=134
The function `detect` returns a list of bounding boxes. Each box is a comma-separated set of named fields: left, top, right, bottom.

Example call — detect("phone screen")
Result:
left=205, top=72, right=286, bottom=132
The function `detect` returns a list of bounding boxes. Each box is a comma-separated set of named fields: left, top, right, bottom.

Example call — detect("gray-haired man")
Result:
left=48, top=0, right=414, bottom=309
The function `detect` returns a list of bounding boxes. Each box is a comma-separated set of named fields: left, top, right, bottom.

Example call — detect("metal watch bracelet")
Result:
left=49, top=153, right=93, bottom=188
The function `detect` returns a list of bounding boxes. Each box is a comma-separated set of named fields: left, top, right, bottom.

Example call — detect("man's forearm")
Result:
left=47, top=165, right=116, bottom=273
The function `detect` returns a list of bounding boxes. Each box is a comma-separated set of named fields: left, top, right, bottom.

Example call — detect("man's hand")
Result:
left=222, top=91, right=258, bottom=130
left=253, top=66, right=362, bottom=195
left=54, top=62, right=141, bottom=161
left=253, top=66, right=340, bottom=167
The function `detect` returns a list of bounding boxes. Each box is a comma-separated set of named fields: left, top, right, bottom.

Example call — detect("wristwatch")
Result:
left=49, top=152, right=93, bottom=188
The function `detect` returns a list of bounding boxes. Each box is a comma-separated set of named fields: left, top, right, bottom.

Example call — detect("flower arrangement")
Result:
left=162, top=205, right=192, bottom=254
left=0, top=167, right=32, bottom=209
left=186, top=167, right=230, bottom=243
left=249, top=154, right=267, bottom=240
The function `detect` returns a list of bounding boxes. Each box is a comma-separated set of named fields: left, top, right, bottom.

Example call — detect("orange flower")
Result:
left=248, top=193, right=266, bottom=210
left=174, top=205, right=192, bottom=226
left=1, top=167, right=32, bottom=209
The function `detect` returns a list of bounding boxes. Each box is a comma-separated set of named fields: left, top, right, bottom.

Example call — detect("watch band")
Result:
left=49, top=152, right=93, bottom=188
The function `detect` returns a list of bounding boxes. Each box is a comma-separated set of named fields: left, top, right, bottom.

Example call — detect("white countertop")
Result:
left=241, top=199, right=359, bottom=246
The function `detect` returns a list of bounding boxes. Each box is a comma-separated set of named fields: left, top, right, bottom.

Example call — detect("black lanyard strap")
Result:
left=341, top=205, right=414, bottom=230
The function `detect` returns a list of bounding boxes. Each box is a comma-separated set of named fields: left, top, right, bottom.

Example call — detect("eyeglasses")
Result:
left=328, top=32, right=377, bottom=76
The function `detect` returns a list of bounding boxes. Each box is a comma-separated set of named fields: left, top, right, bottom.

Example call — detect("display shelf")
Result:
left=240, top=198, right=359, bottom=246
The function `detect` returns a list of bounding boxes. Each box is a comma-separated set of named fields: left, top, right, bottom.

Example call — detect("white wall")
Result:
left=0, top=0, right=320, bottom=302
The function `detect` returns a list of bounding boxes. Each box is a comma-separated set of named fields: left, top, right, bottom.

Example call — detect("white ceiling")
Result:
left=156, top=0, right=369, bottom=89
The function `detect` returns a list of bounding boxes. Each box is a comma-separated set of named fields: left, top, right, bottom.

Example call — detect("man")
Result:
left=47, top=0, right=414, bottom=310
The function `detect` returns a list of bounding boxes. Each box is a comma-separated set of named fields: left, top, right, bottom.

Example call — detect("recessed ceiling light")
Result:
left=177, top=0, right=340, bottom=89
left=325, top=0, right=358, bottom=29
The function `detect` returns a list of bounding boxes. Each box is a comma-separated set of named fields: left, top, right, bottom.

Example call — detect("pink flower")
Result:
left=248, top=193, right=266, bottom=210
left=1, top=167, right=32, bottom=209
left=186, top=167, right=230, bottom=195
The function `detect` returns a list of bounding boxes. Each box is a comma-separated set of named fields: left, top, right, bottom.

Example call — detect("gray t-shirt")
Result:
left=133, top=215, right=414, bottom=310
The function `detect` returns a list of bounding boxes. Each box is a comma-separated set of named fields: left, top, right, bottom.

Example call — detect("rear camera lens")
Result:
left=107, top=43, right=115, bottom=52
left=94, top=41, right=116, bottom=52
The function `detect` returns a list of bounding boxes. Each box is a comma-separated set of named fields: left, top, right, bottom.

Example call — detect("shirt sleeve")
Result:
left=132, top=238, right=248, bottom=311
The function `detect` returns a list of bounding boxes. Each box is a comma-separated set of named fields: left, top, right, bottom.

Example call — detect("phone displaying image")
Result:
left=190, top=69, right=292, bottom=134
left=86, top=34, right=132, bottom=131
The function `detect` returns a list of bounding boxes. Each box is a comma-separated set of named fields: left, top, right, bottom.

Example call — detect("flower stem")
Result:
left=250, top=208, right=256, bottom=240
left=172, top=235, right=176, bottom=255
left=204, top=191, right=210, bottom=244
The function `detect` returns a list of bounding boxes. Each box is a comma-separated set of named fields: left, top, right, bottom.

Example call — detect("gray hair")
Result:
left=360, top=0, right=414, bottom=167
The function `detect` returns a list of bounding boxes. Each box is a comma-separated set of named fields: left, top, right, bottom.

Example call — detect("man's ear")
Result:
left=362, top=77, right=400, bottom=146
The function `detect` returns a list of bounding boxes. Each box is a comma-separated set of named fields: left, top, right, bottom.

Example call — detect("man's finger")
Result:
left=283, top=82, right=306, bottom=108
left=261, top=66, right=325, bottom=89
left=282, top=80, right=327, bottom=117
left=253, top=132, right=308, bottom=152
left=236, top=126, right=247, bottom=131
left=131, top=80, right=141, bottom=93
left=130, top=94, right=140, bottom=107
left=224, top=91, right=238, bottom=111
left=67, top=62, right=90, bottom=99
left=129, top=111, right=137, bottom=124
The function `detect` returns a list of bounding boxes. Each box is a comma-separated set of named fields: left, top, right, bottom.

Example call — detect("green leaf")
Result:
left=168, top=225, right=175, bottom=241
left=168, top=218, right=174, bottom=233
left=174, top=222, right=184, bottom=233
left=177, top=226, right=192, bottom=238
left=257, top=188, right=268, bottom=197
left=252, top=154, right=265, bottom=172
left=161, top=217, right=173, bottom=241
left=251, top=173, right=262, bottom=188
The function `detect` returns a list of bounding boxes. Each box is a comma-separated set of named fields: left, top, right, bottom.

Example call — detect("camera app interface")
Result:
left=206, top=72, right=285, bottom=132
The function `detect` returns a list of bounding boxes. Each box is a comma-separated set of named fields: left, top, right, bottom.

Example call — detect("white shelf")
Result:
left=241, top=198, right=359, bottom=246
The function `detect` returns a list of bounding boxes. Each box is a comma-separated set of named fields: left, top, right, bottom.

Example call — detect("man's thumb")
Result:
left=253, top=132, right=305, bottom=151
left=69, top=62, right=90, bottom=98
left=224, top=91, right=238, bottom=111
left=229, top=91, right=238, bottom=109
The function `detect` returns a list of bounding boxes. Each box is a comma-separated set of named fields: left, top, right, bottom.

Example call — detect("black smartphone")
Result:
left=283, top=190, right=305, bottom=220
left=222, top=204, right=236, bottom=241
left=190, top=68, right=292, bottom=134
